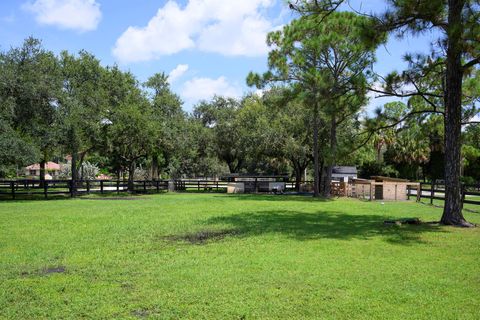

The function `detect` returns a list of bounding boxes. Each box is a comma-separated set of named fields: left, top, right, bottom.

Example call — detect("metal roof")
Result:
left=332, top=166, right=357, bottom=175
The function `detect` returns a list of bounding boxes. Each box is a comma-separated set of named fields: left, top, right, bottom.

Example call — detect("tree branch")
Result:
left=463, top=57, right=480, bottom=70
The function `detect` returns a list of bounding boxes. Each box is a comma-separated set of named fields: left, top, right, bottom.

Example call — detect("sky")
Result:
left=0, top=0, right=440, bottom=113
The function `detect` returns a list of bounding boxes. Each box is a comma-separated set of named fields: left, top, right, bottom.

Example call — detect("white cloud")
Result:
left=113, top=0, right=277, bottom=63
left=22, top=0, right=101, bottom=32
left=168, top=64, right=189, bottom=83
left=182, top=76, right=241, bottom=105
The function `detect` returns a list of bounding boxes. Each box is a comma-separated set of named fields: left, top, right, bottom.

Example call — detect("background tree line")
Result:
left=1, top=35, right=478, bottom=191
left=0, top=37, right=361, bottom=191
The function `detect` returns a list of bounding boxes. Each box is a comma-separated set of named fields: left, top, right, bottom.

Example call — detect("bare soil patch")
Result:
left=82, top=197, right=146, bottom=201
left=163, top=229, right=240, bottom=245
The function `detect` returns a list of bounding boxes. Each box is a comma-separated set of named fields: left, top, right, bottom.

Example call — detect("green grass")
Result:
left=1, top=194, right=479, bottom=319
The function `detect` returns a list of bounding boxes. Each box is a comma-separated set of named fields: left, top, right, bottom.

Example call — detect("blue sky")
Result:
left=0, top=0, right=439, bottom=112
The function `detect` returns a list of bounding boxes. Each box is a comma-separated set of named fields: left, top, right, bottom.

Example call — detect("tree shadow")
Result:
left=203, top=210, right=446, bottom=245
left=213, top=194, right=332, bottom=202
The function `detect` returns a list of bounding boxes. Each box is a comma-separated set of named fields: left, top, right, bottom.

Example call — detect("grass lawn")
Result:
left=1, top=194, right=479, bottom=319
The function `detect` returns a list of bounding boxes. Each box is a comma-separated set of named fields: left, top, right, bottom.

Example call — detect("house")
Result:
left=331, top=166, right=357, bottom=182
left=25, top=162, right=61, bottom=179
left=96, top=174, right=112, bottom=180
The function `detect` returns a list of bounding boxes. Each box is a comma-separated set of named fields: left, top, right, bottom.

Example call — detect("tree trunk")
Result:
left=71, top=152, right=78, bottom=195
left=71, top=153, right=78, bottom=181
left=293, top=162, right=302, bottom=192
left=79, top=151, right=87, bottom=177
left=441, top=0, right=473, bottom=227
left=322, top=114, right=337, bottom=197
left=295, top=169, right=302, bottom=192
left=128, top=161, right=135, bottom=192
left=39, top=159, right=46, bottom=186
left=313, top=102, right=320, bottom=197
left=151, top=156, right=159, bottom=180
left=227, top=161, right=235, bottom=174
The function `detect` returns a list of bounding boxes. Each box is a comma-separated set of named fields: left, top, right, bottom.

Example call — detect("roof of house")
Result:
left=26, top=162, right=61, bottom=171
left=371, top=176, right=409, bottom=182
left=332, top=166, right=357, bottom=175
left=96, top=174, right=112, bottom=180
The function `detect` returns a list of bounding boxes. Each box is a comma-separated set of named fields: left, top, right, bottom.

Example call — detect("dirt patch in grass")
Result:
left=383, top=218, right=442, bottom=226
left=131, top=309, right=150, bottom=318
left=43, top=266, right=66, bottom=274
left=21, top=266, right=67, bottom=276
left=164, top=229, right=241, bottom=245
left=81, top=197, right=147, bottom=201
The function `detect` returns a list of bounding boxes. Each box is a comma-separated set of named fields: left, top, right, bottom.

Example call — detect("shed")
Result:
left=371, top=176, right=410, bottom=201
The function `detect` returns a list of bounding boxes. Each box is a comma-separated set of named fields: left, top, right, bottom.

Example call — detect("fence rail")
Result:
left=407, top=182, right=480, bottom=207
left=0, top=178, right=314, bottom=199
left=3, top=178, right=479, bottom=209
left=0, top=179, right=168, bottom=199
left=173, top=180, right=228, bottom=192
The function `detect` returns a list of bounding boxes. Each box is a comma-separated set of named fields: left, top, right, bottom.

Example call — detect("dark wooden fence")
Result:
left=407, top=181, right=480, bottom=207
left=173, top=180, right=228, bottom=192
left=6, top=179, right=478, bottom=209
left=0, top=178, right=315, bottom=199
left=0, top=179, right=168, bottom=200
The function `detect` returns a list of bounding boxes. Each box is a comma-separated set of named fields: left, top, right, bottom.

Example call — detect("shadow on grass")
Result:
left=0, top=191, right=164, bottom=202
left=204, top=210, right=446, bottom=245
left=213, top=194, right=332, bottom=202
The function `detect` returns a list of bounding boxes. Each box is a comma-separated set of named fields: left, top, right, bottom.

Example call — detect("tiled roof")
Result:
left=26, top=162, right=61, bottom=170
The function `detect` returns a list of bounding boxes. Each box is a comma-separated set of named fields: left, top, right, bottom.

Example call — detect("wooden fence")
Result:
left=0, top=179, right=168, bottom=199
left=172, top=179, right=313, bottom=193
left=407, top=181, right=480, bottom=207
left=173, top=180, right=228, bottom=192
left=0, top=178, right=311, bottom=199
left=3, top=178, right=479, bottom=209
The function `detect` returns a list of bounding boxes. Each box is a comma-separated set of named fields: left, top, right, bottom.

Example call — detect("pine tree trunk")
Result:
left=441, top=0, right=473, bottom=227
left=322, top=114, right=337, bottom=197
left=313, top=102, right=320, bottom=197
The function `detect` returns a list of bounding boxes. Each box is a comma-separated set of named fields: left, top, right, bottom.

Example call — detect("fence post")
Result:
left=407, top=184, right=410, bottom=200
left=100, top=180, right=104, bottom=194
left=86, top=180, right=90, bottom=194
left=156, top=180, right=159, bottom=193
left=70, top=180, right=75, bottom=198
left=461, top=183, right=466, bottom=211
left=44, top=181, right=48, bottom=199
left=197, top=181, right=200, bottom=191
left=11, top=181, right=15, bottom=200
left=416, top=184, right=421, bottom=202
left=117, top=180, right=120, bottom=194
left=216, top=181, right=219, bottom=192
left=430, top=180, right=435, bottom=205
